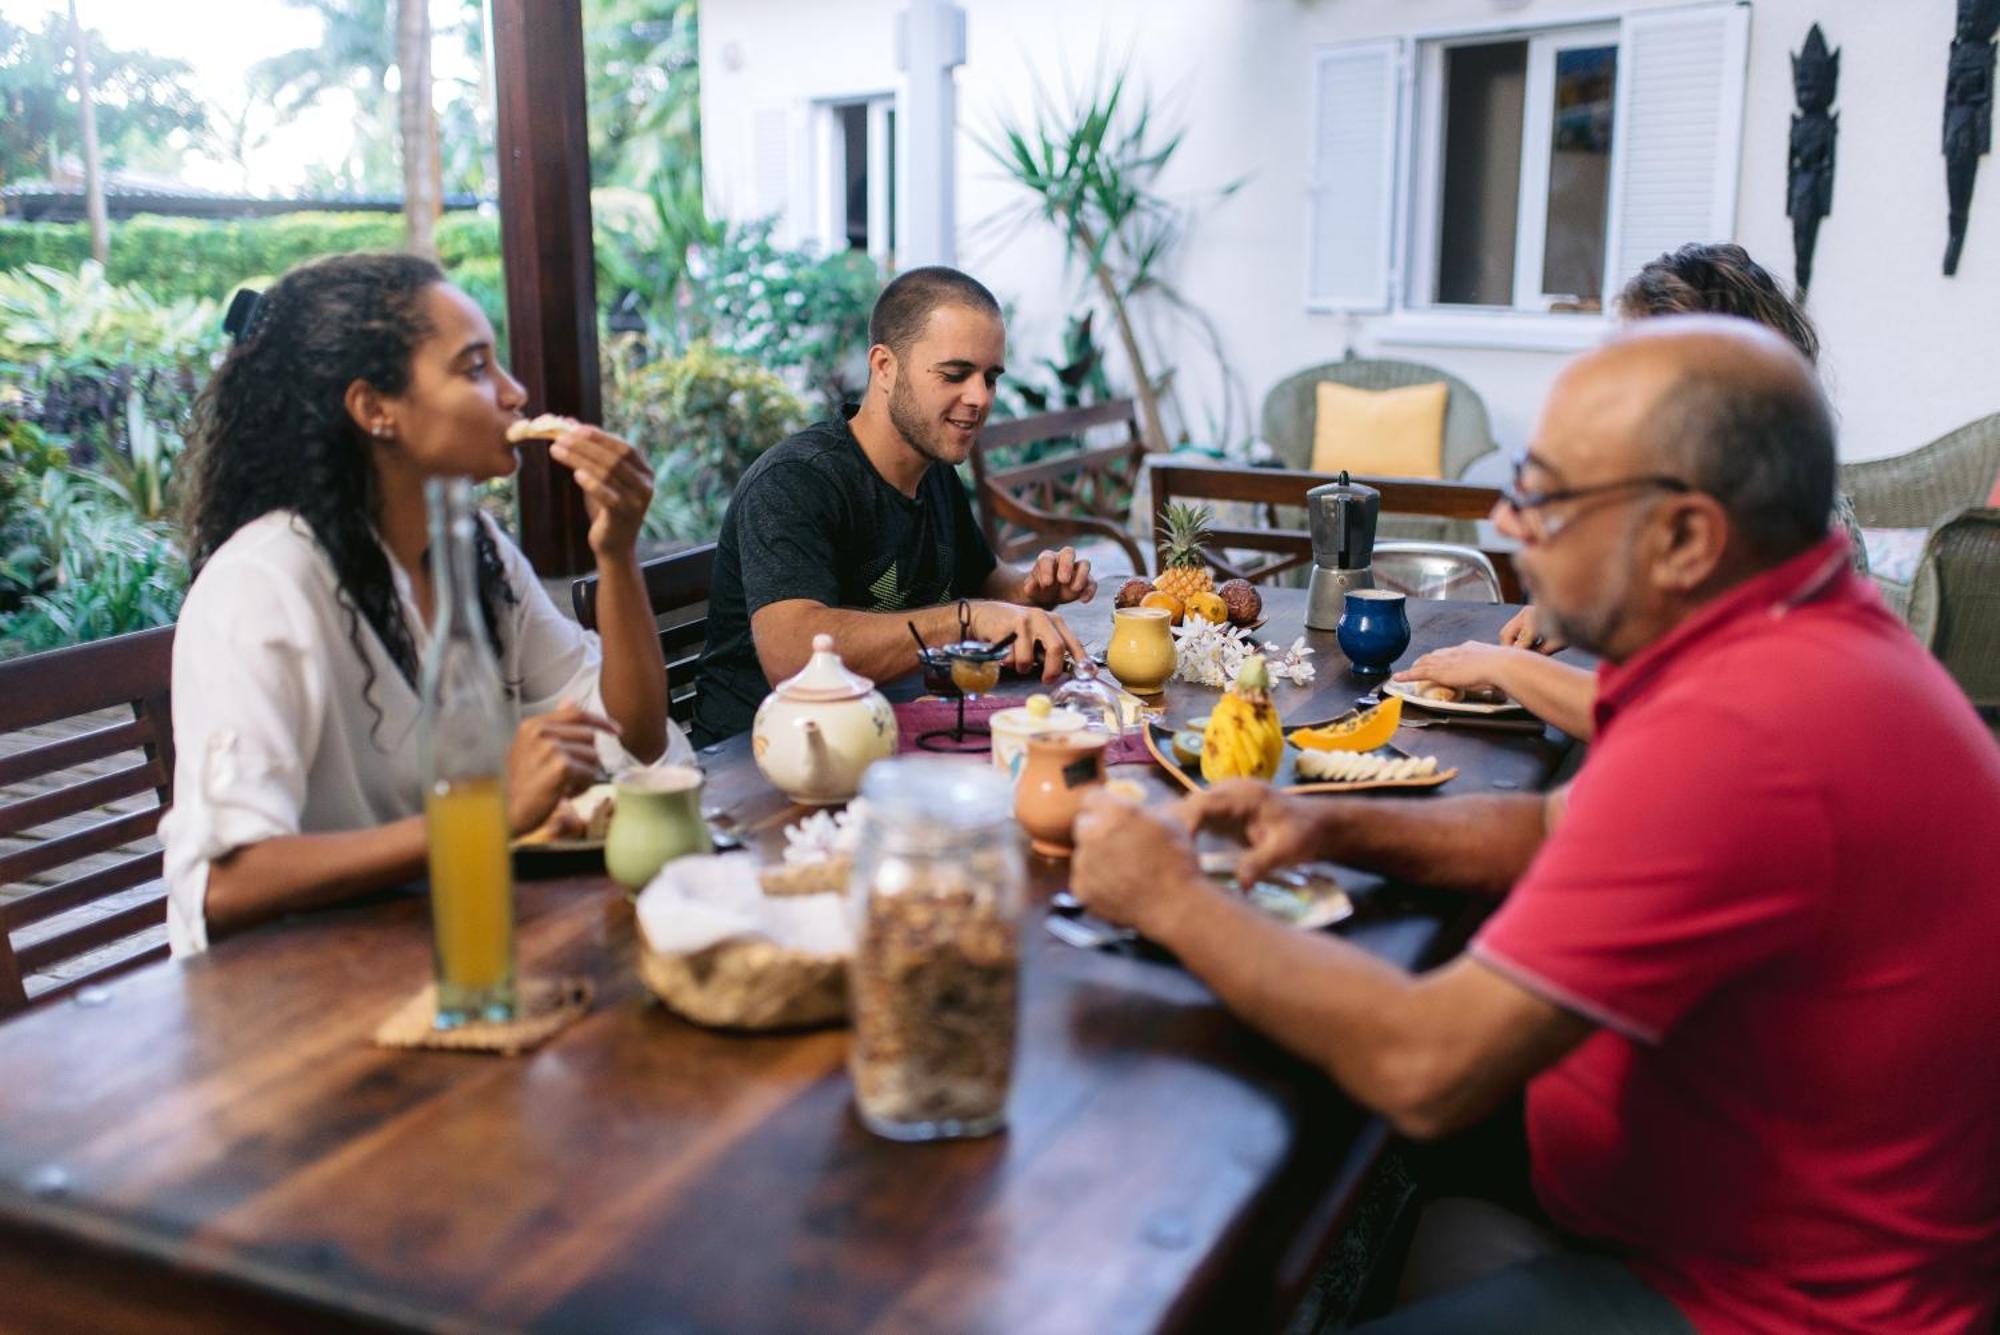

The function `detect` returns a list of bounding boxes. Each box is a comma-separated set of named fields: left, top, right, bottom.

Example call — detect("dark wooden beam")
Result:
left=492, top=0, right=597, bottom=575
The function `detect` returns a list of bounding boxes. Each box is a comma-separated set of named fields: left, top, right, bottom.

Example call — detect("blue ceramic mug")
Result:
left=1336, top=588, right=1411, bottom=677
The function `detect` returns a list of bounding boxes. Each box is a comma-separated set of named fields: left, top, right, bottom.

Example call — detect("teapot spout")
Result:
left=799, top=718, right=835, bottom=798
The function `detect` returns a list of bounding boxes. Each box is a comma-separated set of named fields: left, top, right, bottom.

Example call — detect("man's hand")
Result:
left=1396, top=641, right=1530, bottom=695
left=1071, top=790, right=1211, bottom=938
left=1498, top=606, right=1564, bottom=654
left=1179, top=780, right=1330, bottom=886
left=1015, top=546, right=1097, bottom=610
left=505, top=704, right=619, bottom=836
left=550, top=426, right=655, bottom=560
left=965, top=599, right=1087, bottom=682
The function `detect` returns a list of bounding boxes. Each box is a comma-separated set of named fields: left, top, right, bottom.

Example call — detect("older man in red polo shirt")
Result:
left=1071, top=317, right=2000, bottom=1334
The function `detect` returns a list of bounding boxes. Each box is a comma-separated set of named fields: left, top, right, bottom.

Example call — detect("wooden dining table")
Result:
left=0, top=591, right=1582, bottom=1334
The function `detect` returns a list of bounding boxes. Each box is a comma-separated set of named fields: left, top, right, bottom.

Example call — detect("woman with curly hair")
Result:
left=159, top=251, right=687, bottom=955
left=1399, top=242, right=1868, bottom=739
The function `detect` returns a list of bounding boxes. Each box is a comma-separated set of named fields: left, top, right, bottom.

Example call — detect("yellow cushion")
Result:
left=1310, top=380, right=1448, bottom=479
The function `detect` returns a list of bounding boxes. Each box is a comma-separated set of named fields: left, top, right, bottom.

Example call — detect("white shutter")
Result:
left=1606, top=3, right=1751, bottom=288
left=752, top=103, right=803, bottom=244
left=1307, top=40, right=1404, bottom=313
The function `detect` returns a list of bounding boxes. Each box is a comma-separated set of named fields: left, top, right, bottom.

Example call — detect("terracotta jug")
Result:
left=1014, top=731, right=1110, bottom=859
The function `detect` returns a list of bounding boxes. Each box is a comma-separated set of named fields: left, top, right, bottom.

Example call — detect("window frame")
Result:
left=1405, top=20, right=1621, bottom=318
left=811, top=92, right=897, bottom=261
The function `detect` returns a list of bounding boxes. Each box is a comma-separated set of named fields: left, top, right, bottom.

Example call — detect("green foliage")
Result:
left=587, top=0, right=701, bottom=191
left=0, top=261, right=221, bottom=365
left=686, top=220, right=882, bottom=415
left=0, top=458, right=187, bottom=658
left=0, top=14, right=208, bottom=191
left=603, top=338, right=805, bottom=542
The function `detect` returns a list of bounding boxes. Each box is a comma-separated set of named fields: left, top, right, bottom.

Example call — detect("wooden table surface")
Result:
left=0, top=593, right=1581, bottom=1335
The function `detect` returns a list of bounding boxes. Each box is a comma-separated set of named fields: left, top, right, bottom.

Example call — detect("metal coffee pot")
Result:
left=1304, top=472, right=1382, bottom=631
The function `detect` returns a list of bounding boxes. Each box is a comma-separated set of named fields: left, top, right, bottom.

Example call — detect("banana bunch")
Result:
left=1296, top=750, right=1439, bottom=783
left=1200, top=655, right=1285, bottom=782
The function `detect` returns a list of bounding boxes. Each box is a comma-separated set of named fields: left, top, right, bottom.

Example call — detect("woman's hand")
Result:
left=505, top=704, right=620, bottom=835
left=1498, top=606, right=1564, bottom=654
left=1396, top=641, right=1531, bottom=695
left=550, top=427, right=654, bottom=560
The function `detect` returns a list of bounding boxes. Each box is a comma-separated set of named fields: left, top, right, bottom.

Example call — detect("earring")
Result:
left=373, top=424, right=392, bottom=440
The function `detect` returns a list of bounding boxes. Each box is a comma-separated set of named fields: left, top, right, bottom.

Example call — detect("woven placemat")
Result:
left=372, top=976, right=594, bottom=1056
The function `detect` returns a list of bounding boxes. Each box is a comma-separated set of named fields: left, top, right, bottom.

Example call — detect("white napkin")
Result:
left=635, top=852, right=852, bottom=957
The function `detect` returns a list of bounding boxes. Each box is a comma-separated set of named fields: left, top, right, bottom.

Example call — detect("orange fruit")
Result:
left=1139, top=590, right=1185, bottom=625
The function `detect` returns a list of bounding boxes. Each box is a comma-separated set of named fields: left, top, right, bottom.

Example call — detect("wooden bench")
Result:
left=970, top=398, right=1150, bottom=574
left=0, top=625, right=176, bottom=1016
left=571, top=543, right=716, bottom=727
left=1147, top=459, right=1520, bottom=599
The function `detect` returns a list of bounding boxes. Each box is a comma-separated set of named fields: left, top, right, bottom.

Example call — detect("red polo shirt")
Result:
left=1473, top=535, right=2000, bottom=1334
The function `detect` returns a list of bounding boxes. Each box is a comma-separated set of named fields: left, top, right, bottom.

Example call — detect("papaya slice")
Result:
left=1289, top=696, right=1402, bottom=753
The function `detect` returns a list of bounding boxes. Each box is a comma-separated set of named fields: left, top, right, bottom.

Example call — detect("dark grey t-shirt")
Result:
left=690, top=415, right=998, bottom=745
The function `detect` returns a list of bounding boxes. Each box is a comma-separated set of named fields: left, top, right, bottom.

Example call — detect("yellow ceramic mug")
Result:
left=1106, top=606, right=1176, bottom=696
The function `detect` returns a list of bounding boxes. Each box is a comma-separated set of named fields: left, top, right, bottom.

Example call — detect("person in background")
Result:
left=1071, top=318, right=2000, bottom=1333
left=160, top=252, right=689, bottom=956
left=1408, top=242, right=1871, bottom=738
left=691, top=266, right=1098, bottom=746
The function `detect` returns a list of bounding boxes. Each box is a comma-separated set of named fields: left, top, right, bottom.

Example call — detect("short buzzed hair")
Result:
left=1643, top=324, right=1837, bottom=563
left=868, top=266, right=1002, bottom=359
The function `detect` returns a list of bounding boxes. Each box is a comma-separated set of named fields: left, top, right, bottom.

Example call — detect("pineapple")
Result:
left=1155, top=503, right=1216, bottom=603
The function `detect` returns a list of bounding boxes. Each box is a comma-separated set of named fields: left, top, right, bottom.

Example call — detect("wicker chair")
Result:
left=1840, top=413, right=2000, bottom=715
left=1259, top=355, right=1501, bottom=545
left=1907, top=508, right=2000, bottom=718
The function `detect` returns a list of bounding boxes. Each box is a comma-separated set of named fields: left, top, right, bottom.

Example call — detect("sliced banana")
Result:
left=1296, top=750, right=1439, bottom=783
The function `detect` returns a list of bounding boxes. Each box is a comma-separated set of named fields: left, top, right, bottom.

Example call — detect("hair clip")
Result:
left=223, top=288, right=265, bottom=345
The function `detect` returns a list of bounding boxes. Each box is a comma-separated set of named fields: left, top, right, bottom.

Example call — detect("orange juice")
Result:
left=425, top=776, right=516, bottom=1024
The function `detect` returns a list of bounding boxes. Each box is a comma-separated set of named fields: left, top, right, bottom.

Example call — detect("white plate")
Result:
left=1382, top=678, right=1529, bottom=716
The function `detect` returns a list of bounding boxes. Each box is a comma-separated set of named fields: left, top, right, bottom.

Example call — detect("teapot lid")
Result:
left=772, top=634, right=877, bottom=703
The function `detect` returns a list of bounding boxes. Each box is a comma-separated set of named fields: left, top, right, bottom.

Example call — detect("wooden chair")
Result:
left=969, top=398, right=1150, bottom=575
left=0, top=625, right=175, bottom=1017
left=571, top=543, right=716, bottom=727
left=1147, top=458, right=1521, bottom=600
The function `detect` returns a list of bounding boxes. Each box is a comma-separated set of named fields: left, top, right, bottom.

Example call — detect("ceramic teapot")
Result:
left=752, top=634, right=898, bottom=805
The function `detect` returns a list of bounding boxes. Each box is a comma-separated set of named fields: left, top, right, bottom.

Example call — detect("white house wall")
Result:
left=700, top=0, right=2000, bottom=464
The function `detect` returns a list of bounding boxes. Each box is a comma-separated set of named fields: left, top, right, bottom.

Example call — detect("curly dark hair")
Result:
left=1616, top=242, right=1820, bottom=365
left=183, top=252, right=517, bottom=735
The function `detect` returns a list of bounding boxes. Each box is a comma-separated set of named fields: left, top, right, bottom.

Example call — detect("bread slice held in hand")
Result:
left=506, top=412, right=583, bottom=443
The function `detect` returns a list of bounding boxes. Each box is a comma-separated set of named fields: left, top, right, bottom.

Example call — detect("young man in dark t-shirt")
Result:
left=692, top=268, right=1099, bottom=745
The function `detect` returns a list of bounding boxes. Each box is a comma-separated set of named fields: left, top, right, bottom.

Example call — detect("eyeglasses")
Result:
left=1498, top=451, right=1694, bottom=543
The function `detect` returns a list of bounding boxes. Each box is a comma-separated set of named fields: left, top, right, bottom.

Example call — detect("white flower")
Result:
left=781, top=797, right=871, bottom=864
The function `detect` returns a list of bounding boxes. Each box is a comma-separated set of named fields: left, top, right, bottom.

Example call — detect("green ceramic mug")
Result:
left=605, top=765, right=714, bottom=891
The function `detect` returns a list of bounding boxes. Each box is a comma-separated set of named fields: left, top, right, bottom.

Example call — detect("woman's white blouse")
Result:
left=158, top=511, right=692, bottom=955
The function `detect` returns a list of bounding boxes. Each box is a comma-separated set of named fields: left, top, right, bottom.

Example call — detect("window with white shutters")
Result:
left=1306, top=40, right=1405, bottom=313
left=1307, top=3, right=1749, bottom=329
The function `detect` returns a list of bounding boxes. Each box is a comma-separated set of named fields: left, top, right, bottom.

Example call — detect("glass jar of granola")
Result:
left=847, top=758, right=1023, bottom=1141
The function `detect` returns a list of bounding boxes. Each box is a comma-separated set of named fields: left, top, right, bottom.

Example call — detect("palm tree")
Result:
left=396, top=0, right=439, bottom=254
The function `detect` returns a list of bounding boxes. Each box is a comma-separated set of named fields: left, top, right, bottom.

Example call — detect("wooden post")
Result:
left=396, top=0, right=441, bottom=257
left=491, top=0, right=597, bottom=575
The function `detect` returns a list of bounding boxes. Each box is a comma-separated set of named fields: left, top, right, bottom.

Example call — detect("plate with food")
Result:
left=1198, top=851, right=1353, bottom=930
left=1143, top=701, right=1455, bottom=796
left=1383, top=678, right=1530, bottom=716
left=510, top=781, right=616, bottom=875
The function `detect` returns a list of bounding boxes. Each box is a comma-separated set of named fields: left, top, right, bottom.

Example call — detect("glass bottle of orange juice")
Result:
left=418, top=479, right=516, bottom=1028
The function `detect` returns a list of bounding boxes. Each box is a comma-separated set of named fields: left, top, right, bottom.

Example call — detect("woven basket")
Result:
left=636, top=934, right=848, bottom=1031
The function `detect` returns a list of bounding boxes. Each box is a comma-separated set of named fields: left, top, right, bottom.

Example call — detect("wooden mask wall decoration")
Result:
left=1788, top=24, right=1838, bottom=295
left=1944, top=0, right=2000, bottom=274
